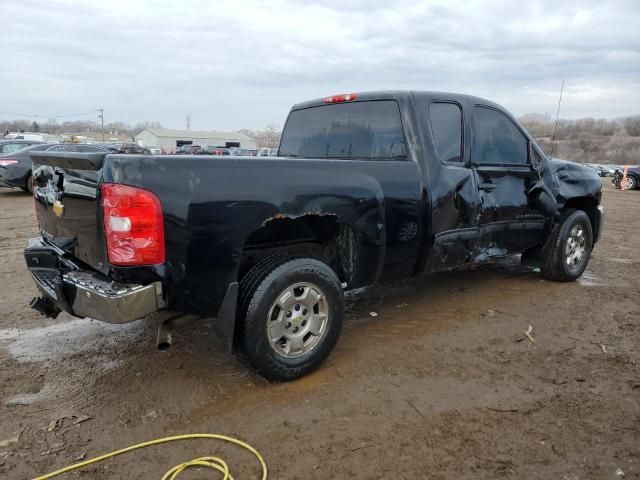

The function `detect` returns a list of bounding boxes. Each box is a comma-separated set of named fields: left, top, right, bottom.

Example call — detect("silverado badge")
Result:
left=53, top=200, right=65, bottom=218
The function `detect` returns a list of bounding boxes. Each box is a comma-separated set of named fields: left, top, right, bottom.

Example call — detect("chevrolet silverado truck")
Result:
left=24, top=91, right=604, bottom=380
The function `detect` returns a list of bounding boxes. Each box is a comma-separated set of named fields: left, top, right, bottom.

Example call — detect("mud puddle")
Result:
left=0, top=317, right=149, bottom=362
left=576, top=270, right=603, bottom=287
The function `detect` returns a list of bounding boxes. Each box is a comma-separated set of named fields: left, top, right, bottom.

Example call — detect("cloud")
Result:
left=0, top=0, right=638, bottom=129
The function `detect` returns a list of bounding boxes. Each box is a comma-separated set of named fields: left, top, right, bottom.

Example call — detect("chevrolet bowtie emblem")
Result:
left=53, top=200, right=65, bottom=218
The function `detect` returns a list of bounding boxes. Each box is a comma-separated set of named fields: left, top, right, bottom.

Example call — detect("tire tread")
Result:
left=240, top=257, right=343, bottom=381
left=542, top=209, right=593, bottom=282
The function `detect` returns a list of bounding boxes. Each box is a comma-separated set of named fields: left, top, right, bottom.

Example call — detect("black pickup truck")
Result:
left=25, top=91, right=604, bottom=380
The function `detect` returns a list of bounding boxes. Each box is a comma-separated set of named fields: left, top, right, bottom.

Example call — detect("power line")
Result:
left=0, top=108, right=102, bottom=119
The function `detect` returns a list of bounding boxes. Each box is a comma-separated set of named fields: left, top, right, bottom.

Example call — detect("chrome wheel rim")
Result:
left=267, top=282, right=329, bottom=359
left=565, top=224, right=586, bottom=268
left=624, top=178, right=634, bottom=190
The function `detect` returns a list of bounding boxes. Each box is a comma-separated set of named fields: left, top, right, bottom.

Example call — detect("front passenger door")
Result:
left=472, top=106, right=544, bottom=259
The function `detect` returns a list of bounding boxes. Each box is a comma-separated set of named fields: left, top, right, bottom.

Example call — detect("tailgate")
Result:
left=30, top=152, right=109, bottom=272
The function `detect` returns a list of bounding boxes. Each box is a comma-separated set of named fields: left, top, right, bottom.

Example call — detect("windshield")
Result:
left=279, top=100, right=406, bottom=160
left=2, top=143, right=33, bottom=154
left=4, top=143, right=51, bottom=155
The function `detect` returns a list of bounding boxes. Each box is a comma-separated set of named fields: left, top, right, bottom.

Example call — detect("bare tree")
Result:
left=623, top=116, right=640, bottom=136
left=133, top=121, right=164, bottom=136
left=239, top=124, right=282, bottom=148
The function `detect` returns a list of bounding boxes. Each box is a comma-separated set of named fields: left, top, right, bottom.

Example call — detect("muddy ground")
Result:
left=1, top=182, right=638, bottom=480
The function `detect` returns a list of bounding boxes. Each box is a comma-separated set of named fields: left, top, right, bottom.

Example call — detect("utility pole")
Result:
left=98, top=108, right=104, bottom=143
left=186, top=114, right=191, bottom=130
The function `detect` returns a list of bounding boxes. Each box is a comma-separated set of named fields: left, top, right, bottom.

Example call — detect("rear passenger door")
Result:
left=427, top=101, right=479, bottom=270
left=472, top=106, right=545, bottom=257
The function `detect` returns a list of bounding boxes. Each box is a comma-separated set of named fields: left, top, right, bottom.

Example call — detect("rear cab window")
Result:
left=279, top=100, right=407, bottom=160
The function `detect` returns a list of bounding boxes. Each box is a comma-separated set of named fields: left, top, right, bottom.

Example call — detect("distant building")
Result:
left=134, top=129, right=256, bottom=151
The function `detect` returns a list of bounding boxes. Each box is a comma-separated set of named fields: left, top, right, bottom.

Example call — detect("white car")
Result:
left=257, top=148, right=278, bottom=157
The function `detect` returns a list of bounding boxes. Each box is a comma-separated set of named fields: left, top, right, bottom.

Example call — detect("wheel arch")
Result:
left=562, top=196, right=599, bottom=240
left=238, top=214, right=369, bottom=289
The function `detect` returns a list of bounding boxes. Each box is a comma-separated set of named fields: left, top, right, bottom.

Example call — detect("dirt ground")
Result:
left=1, top=182, right=638, bottom=480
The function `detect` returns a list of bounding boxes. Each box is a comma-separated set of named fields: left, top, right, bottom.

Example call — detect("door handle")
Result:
left=479, top=182, right=497, bottom=191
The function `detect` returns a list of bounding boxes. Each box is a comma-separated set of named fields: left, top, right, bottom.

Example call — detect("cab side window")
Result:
left=473, top=106, right=528, bottom=165
left=77, top=145, right=105, bottom=152
left=47, top=144, right=72, bottom=152
left=429, top=102, right=462, bottom=163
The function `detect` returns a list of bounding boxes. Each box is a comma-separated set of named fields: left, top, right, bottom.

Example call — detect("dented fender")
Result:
left=541, top=157, right=603, bottom=210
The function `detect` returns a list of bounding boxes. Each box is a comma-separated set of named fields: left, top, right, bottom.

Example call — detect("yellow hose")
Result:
left=32, top=433, right=267, bottom=480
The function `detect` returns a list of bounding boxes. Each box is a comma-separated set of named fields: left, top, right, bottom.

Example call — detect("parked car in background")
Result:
left=586, top=164, right=615, bottom=177
left=2, top=132, right=46, bottom=142
left=198, top=146, right=230, bottom=156
left=25, top=90, right=604, bottom=381
left=175, top=145, right=203, bottom=155
left=0, top=139, right=44, bottom=154
left=586, top=164, right=605, bottom=176
left=228, top=147, right=251, bottom=156
left=102, top=142, right=151, bottom=154
left=0, top=143, right=107, bottom=192
left=249, top=149, right=259, bottom=156
left=612, top=166, right=640, bottom=190
left=257, top=148, right=278, bottom=157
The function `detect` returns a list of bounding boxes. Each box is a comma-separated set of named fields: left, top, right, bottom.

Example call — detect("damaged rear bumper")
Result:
left=24, top=237, right=165, bottom=323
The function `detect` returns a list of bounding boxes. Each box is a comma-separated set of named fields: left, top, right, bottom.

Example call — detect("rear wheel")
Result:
left=542, top=209, right=593, bottom=282
left=239, top=257, right=344, bottom=381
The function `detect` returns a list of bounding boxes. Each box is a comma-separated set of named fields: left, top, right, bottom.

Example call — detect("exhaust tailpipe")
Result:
left=156, top=314, right=199, bottom=351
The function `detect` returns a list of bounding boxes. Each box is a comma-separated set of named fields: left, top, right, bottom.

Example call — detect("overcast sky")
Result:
left=1, top=0, right=639, bottom=130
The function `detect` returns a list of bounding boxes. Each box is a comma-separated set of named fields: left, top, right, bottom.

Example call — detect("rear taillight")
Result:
left=324, top=93, right=357, bottom=103
left=101, top=183, right=165, bottom=266
left=0, top=159, right=18, bottom=166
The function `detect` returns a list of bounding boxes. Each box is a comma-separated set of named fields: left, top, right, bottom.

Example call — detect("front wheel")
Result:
left=22, top=173, right=33, bottom=194
left=623, top=176, right=637, bottom=190
left=239, top=257, right=344, bottom=381
left=542, top=209, right=593, bottom=282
